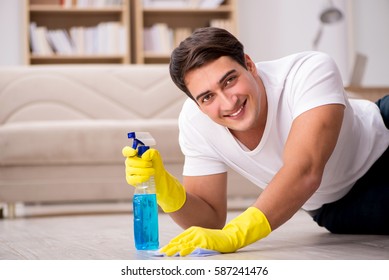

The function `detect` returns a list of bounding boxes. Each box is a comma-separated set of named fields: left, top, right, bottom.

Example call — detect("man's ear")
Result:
left=244, top=54, right=256, bottom=73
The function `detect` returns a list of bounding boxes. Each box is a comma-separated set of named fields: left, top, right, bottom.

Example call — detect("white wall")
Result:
left=353, top=0, right=389, bottom=86
left=0, top=0, right=388, bottom=86
left=236, top=0, right=389, bottom=86
left=0, top=1, right=25, bottom=65
left=237, top=0, right=351, bottom=84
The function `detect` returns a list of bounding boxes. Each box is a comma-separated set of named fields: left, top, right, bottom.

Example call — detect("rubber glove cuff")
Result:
left=143, top=149, right=186, bottom=213
left=156, top=171, right=186, bottom=213
left=223, top=207, right=272, bottom=249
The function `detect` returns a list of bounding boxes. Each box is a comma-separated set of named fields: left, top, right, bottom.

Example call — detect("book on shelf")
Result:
left=198, top=0, right=224, bottom=8
left=29, top=23, right=54, bottom=55
left=64, top=0, right=124, bottom=8
left=29, top=22, right=126, bottom=56
left=61, top=0, right=72, bottom=8
left=210, top=19, right=233, bottom=32
left=144, top=24, right=192, bottom=55
left=173, top=27, right=192, bottom=48
left=46, top=29, right=74, bottom=55
left=143, top=0, right=189, bottom=8
left=144, top=23, right=173, bottom=54
left=29, top=22, right=39, bottom=55
left=142, top=0, right=223, bottom=8
left=69, top=27, right=85, bottom=55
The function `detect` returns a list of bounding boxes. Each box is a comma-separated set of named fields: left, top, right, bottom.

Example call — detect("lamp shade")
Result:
left=320, top=7, right=343, bottom=23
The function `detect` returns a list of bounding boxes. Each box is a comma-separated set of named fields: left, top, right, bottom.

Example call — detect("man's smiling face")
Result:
left=185, top=55, right=266, bottom=135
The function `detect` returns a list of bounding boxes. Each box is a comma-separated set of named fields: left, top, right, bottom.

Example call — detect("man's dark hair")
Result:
left=169, top=27, right=246, bottom=100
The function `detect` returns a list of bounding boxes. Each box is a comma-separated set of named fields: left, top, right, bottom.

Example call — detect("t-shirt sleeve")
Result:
left=178, top=100, right=228, bottom=176
left=288, top=52, right=347, bottom=119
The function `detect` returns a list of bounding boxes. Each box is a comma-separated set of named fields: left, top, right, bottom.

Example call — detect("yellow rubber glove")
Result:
left=159, top=207, right=271, bottom=256
left=122, top=146, right=186, bottom=213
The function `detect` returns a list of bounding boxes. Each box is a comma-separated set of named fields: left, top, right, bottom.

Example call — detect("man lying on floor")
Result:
left=122, top=27, right=389, bottom=257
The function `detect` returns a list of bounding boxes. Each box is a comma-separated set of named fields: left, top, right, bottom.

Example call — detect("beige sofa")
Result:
left=0, top=65, right=260, bottom=217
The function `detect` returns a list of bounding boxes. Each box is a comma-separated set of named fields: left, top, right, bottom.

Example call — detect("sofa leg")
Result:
left=7, top=203, right=16, bottom=219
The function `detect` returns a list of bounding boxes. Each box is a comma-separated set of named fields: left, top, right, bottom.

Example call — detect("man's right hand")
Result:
left=122, top=146, right=186, bottom=213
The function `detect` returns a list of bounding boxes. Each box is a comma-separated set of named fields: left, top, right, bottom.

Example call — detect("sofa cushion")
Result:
left=0, top=120, right=183, bottom=166
left=0, top=65, right=186, bottom=125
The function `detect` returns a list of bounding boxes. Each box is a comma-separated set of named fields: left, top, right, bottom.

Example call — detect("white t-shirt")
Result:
left=178, top=51, right=389, bottom=211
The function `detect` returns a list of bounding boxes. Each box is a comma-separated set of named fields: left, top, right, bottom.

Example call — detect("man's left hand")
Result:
left=159, top=207, right=272, bottom=256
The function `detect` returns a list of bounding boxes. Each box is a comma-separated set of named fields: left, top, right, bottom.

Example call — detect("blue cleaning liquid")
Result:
left=133, top=193, right=159, bottom=250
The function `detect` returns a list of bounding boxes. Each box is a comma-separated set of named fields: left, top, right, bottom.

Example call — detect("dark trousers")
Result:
left=310, top=95, right=389, bottom=234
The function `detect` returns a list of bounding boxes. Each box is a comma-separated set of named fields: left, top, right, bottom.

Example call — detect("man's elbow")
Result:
left=302, top=169, right=323, bottom=196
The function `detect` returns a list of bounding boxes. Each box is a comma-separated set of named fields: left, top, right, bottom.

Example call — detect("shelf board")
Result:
left=143, top=52, right=171, bottom=59
left=143, top=53, right=171, bottom=64
left=29, top=54, right=128, bottom=64
left=30, top=5, right=123, bottom=13
left=31, top=54, right=125, bottom=59
left=143, top=6, right=233, bottom=14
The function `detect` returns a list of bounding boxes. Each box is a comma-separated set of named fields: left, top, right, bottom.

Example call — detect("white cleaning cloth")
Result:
left=153, top=248, right=220, bottom=257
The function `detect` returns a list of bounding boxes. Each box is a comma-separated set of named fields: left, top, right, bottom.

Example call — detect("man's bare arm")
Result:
left=169, top=172, right=228, bottom=229
left=254, top=104, right=345, bottom=230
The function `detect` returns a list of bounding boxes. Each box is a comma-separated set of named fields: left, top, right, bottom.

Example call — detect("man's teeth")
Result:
left=229, top=105, right=243, bottom=117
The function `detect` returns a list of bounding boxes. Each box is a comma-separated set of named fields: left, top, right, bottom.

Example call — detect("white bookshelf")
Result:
left=133, top=0, right=237, bottom=64
left=25, top=0, right=237, bottom=64
left=26, top=0, right=130, bottom=64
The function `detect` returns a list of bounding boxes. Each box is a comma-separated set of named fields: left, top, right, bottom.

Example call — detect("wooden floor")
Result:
left=1, top=203, right=389, bottom=260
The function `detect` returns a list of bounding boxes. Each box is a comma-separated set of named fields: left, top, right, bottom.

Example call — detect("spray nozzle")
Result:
left=127, top=132, right=136, bottom=139
left=131, top=138, right=145, bottom=149
left=128, top=132, right=145, bottom=149
left=137, top=145, right=150, bottom=156
left=128, top=131, right=154, bottom=157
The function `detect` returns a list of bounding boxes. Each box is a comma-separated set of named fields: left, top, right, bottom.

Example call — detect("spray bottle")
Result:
left=128, top=132, right=159, bottom=250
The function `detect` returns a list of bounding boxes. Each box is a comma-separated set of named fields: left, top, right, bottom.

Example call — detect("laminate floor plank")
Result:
left=1, top=209, right=388, bottom=260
